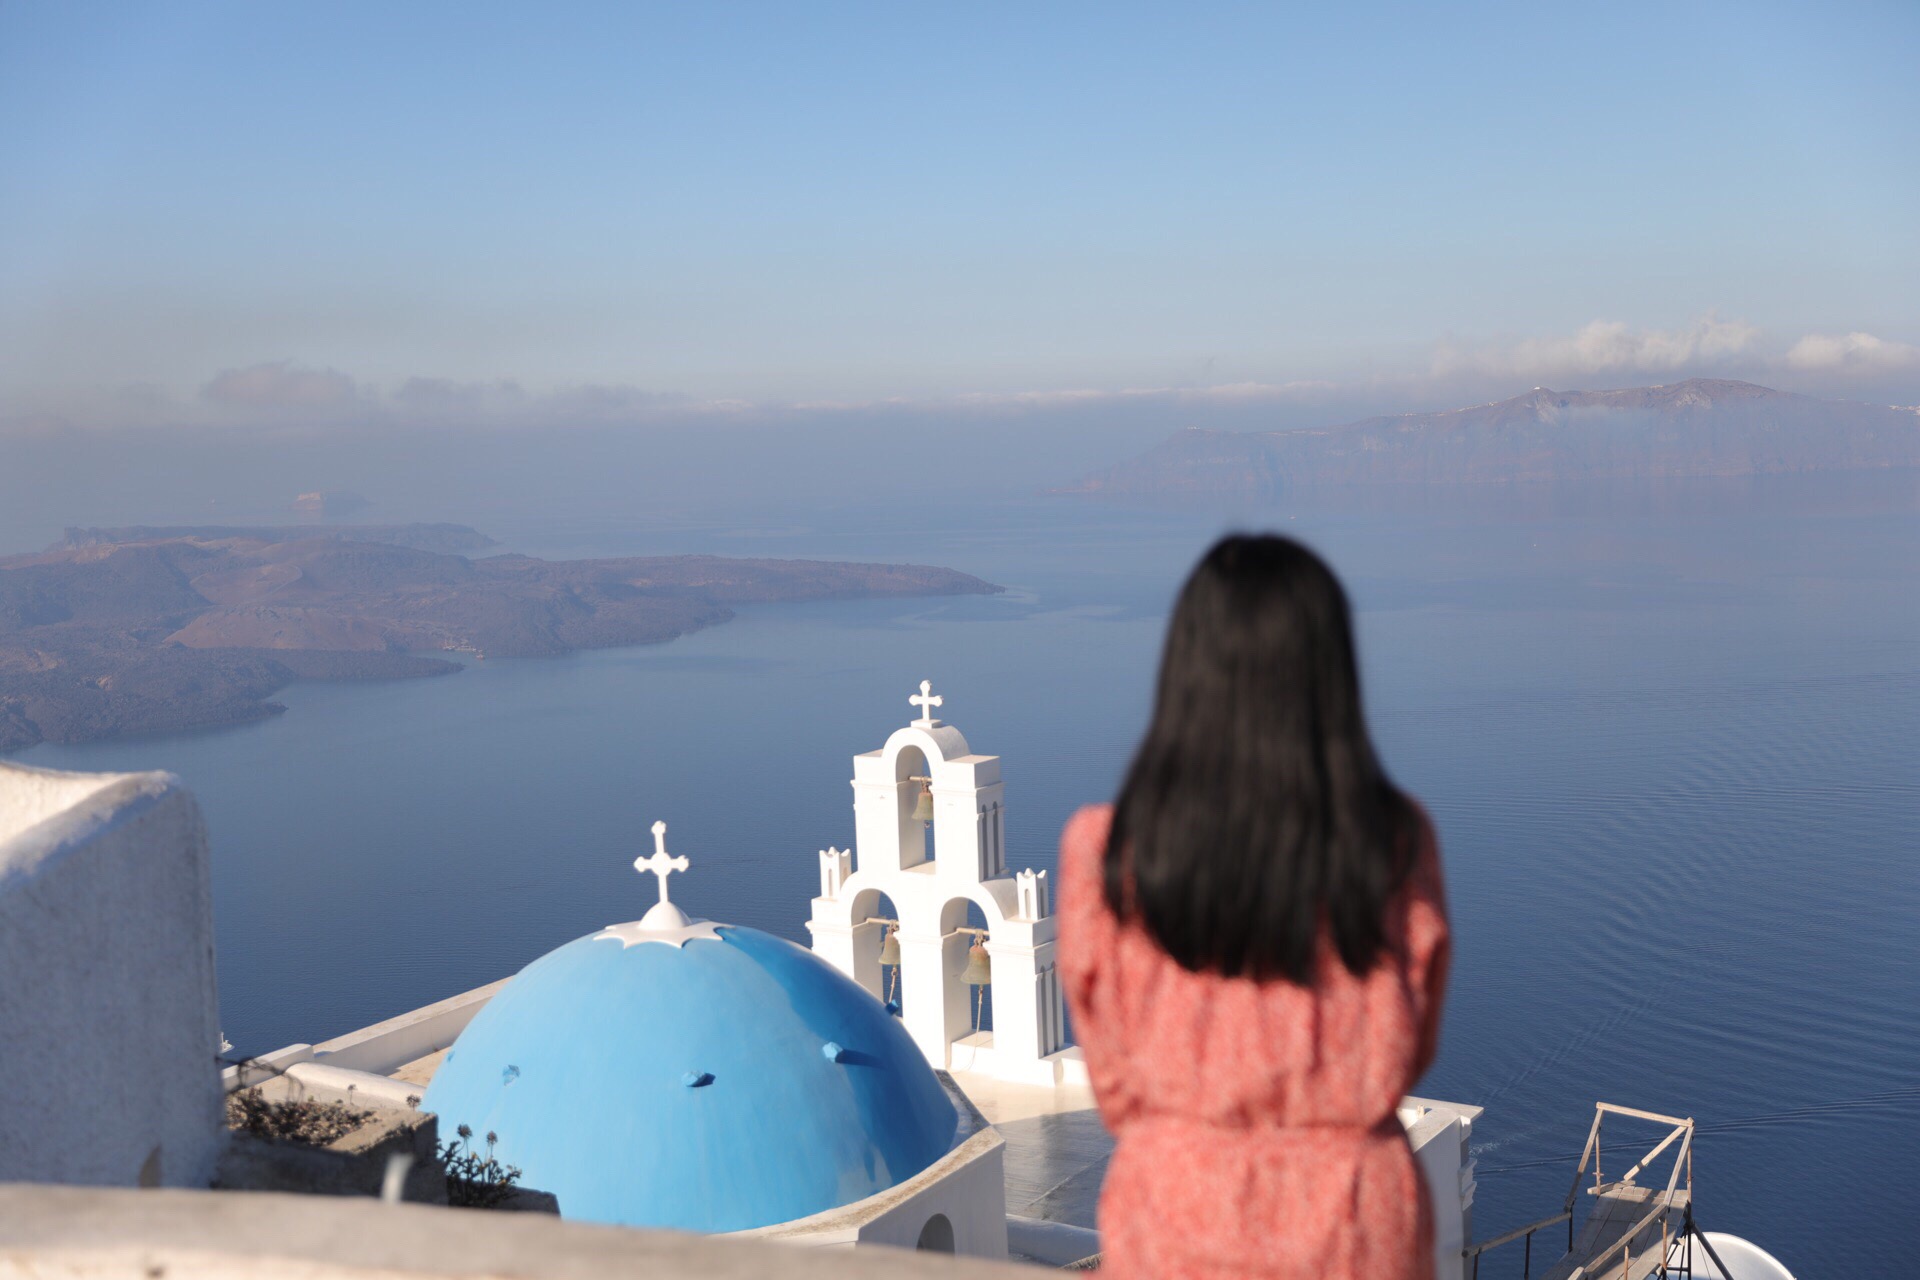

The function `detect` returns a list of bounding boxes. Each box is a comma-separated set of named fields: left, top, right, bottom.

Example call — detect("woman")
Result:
left=1061, top=534, right=1450, bottom=1280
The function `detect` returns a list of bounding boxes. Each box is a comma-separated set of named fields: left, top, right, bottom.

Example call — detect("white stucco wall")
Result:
left=730, top=1073, right=1009, bottom=1259
left=847, top=1131, right=1007, bottom=1257
left=0, top=762, right=225, bottom=1188
left=1403, top=1095, right=1481, bottom=1280
left=0, top=1184, right=1038, bottom=1280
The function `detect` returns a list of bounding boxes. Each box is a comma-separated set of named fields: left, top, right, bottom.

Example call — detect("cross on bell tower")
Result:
left=909, top=680, right=944, bottom=726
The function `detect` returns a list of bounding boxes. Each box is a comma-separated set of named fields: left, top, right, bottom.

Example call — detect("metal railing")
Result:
left=1462, top=1103, right=1696, bottom=1280
left=1463, top=1209, right=1574, bottom=1279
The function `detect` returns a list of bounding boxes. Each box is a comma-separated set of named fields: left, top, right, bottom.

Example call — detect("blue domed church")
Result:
left=422, top=822, right=1007, bottom=1255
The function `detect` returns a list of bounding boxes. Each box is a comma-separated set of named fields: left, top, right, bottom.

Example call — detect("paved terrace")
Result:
left=946, top=1075, right=1110, bottom=1229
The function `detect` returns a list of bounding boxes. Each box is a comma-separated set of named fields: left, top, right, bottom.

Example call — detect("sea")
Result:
left=18, top=471, right=1918, bottom=1276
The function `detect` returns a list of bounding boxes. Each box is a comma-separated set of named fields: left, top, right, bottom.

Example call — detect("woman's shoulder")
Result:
left=1060, top=803, right=1116, bottom=877
left=1058, top=805, right=1118, bottom=958
left=1063, top=802, right=1114, bottom=850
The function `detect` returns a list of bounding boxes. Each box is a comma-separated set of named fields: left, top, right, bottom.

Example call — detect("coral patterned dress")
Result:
left=1059, top=804, right=1451, bottom=1280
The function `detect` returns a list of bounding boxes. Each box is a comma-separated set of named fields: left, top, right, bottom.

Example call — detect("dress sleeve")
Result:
left=1403, top=805, right=1452, bottom=1080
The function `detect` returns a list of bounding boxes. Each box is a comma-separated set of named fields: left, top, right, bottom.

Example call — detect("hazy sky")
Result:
left=3, top=0, right=1918, bottom=429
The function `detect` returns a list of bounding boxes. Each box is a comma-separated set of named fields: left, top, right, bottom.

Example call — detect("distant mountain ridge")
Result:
left=1062, top=380, right=1920, bottom=497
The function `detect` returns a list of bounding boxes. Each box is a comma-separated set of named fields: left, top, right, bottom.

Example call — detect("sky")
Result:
left=2, top=0, right=1918, bottom=437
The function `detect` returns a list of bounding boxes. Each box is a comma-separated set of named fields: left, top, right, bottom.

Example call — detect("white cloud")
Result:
left=34, top=318, right=1915, bottom=438
left=200, top=361, right=361, bottom=410
left=1784, top=331, right=1920, bottom=373
left=1432, top=317, right=1762, bottom=380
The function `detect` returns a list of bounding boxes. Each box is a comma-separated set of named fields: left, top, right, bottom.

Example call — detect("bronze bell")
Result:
left=879, top=925, right=902, bottom=967
left=963, top=939, right=992, bottom=986
left=911, top=782, right=935, bottom=824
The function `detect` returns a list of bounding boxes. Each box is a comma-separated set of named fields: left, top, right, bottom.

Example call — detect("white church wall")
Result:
left=738, top=1074, right=1009, bottom=1260
left=1004, top=1216, right=1102, bottom=1267
left=0, top=762, right=224, bottom=1189
left=848, top=1132, right=1007, bottom=1258
left=947, top=1042, right=1091, bottom=1089
left=1403, top=1095, right=1481, bottom=1280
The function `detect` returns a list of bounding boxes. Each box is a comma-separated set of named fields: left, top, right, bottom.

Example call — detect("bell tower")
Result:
left=846, top=681, right=1007, bottom=882
left=807, top=682, right=1082, bottom=1087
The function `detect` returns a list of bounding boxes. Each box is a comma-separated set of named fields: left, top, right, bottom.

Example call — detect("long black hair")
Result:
left=1105, top=533, right=1419, bottom=983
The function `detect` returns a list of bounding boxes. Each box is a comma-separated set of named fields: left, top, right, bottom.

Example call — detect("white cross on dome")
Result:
left=635, top=820, right=689, bottom=907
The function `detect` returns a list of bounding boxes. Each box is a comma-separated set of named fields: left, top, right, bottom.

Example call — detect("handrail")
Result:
left=1462, top=1211, right=1572, bottom=1258
left=1498, top=1104, right=1701, bottom=1280
left=1594, top=1102, right=1690, bottom=1127
left=1619, top=1120, right=1691, bottom=1187
left=1563, top=1199, right=1673, bottom=1280
left=1565, top=1107, right=1606, bottom=1211
left=1663, top=1128, right=1692, bottom=1201
left=1489, top=1104, right=1699, bottom=1280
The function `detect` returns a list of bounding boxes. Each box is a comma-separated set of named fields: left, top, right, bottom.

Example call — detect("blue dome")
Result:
left=421, top=924, right=960, bottom=1232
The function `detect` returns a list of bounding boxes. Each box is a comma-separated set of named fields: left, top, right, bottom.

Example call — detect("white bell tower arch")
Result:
left=807, top=682, right=1085, bottom=1087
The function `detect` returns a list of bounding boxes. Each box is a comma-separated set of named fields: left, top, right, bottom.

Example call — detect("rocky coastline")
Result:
left=0, top=525, right=1000, bottom=752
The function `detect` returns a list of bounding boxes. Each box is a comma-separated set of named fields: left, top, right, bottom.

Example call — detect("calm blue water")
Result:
left=21, top=474, right=1919, bottom=1276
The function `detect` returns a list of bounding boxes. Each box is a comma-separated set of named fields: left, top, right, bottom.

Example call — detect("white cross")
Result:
left=634, top=820, right=689, bottom=908
left=909, top=679, right=944, bottom=726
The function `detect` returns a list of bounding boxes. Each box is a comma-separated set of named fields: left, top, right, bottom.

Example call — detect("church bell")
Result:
left=911, top=782, right=935, bottom=824
left=879, top=925, right=902, bottom=967
left=963, top=939, right=992, bottom=987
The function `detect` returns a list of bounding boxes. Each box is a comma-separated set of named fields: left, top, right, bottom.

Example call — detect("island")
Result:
left=0, top=525, right=1002, bottom=752
left=1061, top=379, right=1920, bottom=497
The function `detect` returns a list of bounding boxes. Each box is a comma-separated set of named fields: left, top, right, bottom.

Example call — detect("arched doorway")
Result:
left=915, top=1213, right=955, bottom=1253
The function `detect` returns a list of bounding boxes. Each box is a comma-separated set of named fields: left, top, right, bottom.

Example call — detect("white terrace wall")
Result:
left=0, top=1185, right=1037, bottom=1280
left=224, top=977, right=512, bottom=1107
left=1401, top=1095, right=1482, bottom=1280
left=0, top=762, right=225, bottom=1189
